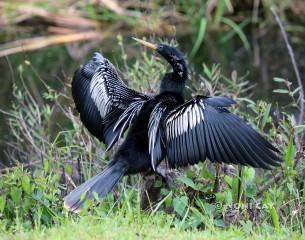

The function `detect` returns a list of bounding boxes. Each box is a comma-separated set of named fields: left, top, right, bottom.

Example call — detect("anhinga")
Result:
left=64, top=38, right=282, bottom=212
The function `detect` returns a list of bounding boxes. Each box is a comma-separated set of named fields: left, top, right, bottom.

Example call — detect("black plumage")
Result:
left=64, top=39, right=282, bottom=212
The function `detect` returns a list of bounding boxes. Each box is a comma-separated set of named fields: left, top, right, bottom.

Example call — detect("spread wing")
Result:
left=72, top=52, right=149, bottom=148
left=149, top=96, right=282, bottom=170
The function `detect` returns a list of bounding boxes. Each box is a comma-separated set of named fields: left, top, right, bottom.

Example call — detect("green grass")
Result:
left=2, top=213, right=303, bottom=240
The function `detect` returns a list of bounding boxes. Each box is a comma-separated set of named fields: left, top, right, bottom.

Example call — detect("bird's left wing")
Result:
left=89, top=53, right=147, bottom=117
left=149, top=96, right=282, bottom=170
left=72, top=52, right=149, bottom=148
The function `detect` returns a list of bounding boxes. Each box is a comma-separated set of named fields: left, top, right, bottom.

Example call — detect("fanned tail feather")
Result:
left=64, top=160, right=128, bottom=213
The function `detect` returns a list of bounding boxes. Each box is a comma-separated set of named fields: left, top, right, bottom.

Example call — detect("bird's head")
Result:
left=133, top=38, right=188, bottom=81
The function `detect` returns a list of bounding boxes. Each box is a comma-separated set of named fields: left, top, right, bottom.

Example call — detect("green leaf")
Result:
left=80, top=192, right=87, bottom=202
left=33, top=189, right=43, bottom=201
left=43, top=160, right=49, bottom=173
left=273, top=89, right=289, bottom=94
left=295, top=125, right=305, bottom=134
left=261, top=103, right=271, bottom=129
left=203, top=202, right=216, bottom=214
left=10, top=187, right=22, bottom=204
left=237, top=97, right=256, bottom=106
left=164, top=192, right=172, bottom=209
left=214, top=219, right=225, bottom=228
left=203, top=64, right=212, bottom=79
left=245, top=185, right=256, bottom=198
left=241, top=220, right=253, bottom=234
left=22, top=198, right=32, bottom=212
left=179, top=176, right=198, bottom=190
left=243, top=167, right=255, bottom=185
left=189, top=214, right=203, bottom=228
left=224, top=190, right=233, bottom=204
left=65, top=165, right=72, bottom=175
left=264, top=193, right=280, bottom=231
left=273, top=77, right=287, bottom=83
left=186, top=168, right=195, bottom=179
left=201, top=165, right=215, bottom=180
left=224, top=176, right=232, bottom=187
left=0, top=196, right=6, bottom=212
left=284, top=131, right=295, bottom=169
left=173, top=196, right=188, bottom=217
left=22, top=175, right=32, bottom=195
left=93, top=192, right=99, bottom=201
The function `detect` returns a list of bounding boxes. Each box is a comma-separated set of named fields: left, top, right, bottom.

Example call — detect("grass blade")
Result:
left=221, top=17, right=250, bottom=51
left=190, top=18, right=207, bottom=59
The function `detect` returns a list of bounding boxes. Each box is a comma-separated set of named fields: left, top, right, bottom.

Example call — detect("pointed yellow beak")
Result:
left=132, top=37, right=157, bottom=50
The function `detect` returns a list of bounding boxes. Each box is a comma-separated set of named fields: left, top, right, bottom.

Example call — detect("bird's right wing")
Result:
left=149, top=96, right=282, bottom=170
left=72, top=52, right=149, bottom=148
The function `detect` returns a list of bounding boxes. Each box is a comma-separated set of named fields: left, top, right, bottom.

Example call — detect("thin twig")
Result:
left=271, top=6, right=304, bottom=136
left=213, top=163, right=221, bottom=193
left=0, top=31, right=105, bottom=58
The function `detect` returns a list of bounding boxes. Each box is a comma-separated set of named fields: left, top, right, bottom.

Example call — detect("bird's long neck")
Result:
left=159, top=57, right=188, bottom=95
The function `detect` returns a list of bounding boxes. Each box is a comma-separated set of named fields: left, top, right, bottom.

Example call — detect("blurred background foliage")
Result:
left=0, top=0, right=304, bottom=237
left=1, top=0, right=305, bottom=161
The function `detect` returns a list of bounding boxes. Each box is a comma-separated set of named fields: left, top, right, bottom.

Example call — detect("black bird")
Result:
left=64, top=38, right=282, bottom=212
